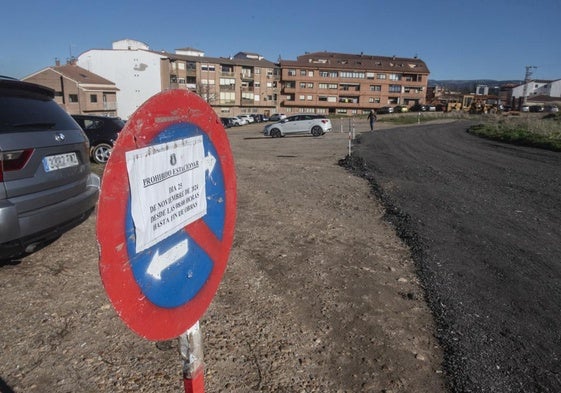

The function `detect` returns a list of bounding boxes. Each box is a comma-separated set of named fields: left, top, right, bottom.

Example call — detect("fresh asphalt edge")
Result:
left=338, top=148, right=460, bottom=393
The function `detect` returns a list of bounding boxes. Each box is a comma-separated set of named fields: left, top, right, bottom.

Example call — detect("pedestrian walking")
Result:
left=367, top=109, right=377, bottom=131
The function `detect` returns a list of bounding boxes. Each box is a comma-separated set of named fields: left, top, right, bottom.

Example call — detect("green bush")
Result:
left=467, top=116, right=561, bottom=152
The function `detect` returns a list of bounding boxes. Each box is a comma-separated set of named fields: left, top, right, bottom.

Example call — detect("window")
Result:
left=389, top=74, right=400, bottom=81
left=330, top=71, right=338, bottom=78
left=319, top=96, right=328, bottom=101
left=69, top=94, right=78, bottom=103
left=307, top=82, right=314, bottom=88
left=369, top=97, right=380, bottom=103
left=201, top=64, right=216, bottom=72
left=220, top=78, right=236, bottom=85
left=366, top=72, right=375, bottom=79
left=178, top=62, right=185, bottom=70
left=299, top=95, right=305, bottom=100
left=319, top=83, right=328, bottom=89
left=300, top=70, right=306, bottom=76
left=328, top=83, right=338, bottom=89
left=90, top=94, right=97, bottom=103
left=308, top=71, right=314, bottom=77
left=219, top=92, right=235, bottom=104
left=377, top=73, right=386, bottom=80
left=307, top=95, right=313, bottom=100
left=320, top=71, right=329, bottom=77
left=389, top=85, right=402, bottom=93
left=340, top=71, right=365, bottom=79
left=300, top=82, right=306, bottom=88
left=288, top=69, right=296, bottom=76
left=370, top=85, right=381, bottom=91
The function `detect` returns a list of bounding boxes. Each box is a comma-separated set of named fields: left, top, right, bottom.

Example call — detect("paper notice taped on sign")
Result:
left=126, top=136, right=207, bottom=253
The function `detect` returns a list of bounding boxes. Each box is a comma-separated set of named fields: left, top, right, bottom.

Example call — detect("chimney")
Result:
left=55, top=58, right=60, bottom=67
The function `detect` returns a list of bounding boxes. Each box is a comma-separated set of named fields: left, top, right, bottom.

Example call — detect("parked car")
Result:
left=268, top=113, right=286, bottom=122
left=250, top=114, right=264, bottom=123
left=0, top=78, right=100, bottom=260
left=393, top=105, right=408, bottom=113
left=235, top=116, right=248, bottom=126
left=377, top=106, right=394, bottom=114
left=529, top=105, right=544, bottom=113
left=220, top=117, right=234, bottom=128
left=409, top=104, right=427, bottom=112
left=71, top=114, right=125, bottom=164
left=263, top=114, right=332, bottom=138
left=545, top=105, right=559, bottom=113
left=239, top=114, right=253, bottom=123
left=228, top=117, right=242, bottom=126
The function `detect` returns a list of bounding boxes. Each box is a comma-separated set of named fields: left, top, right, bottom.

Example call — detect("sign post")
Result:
left=97, top=89, right=236, bottom=392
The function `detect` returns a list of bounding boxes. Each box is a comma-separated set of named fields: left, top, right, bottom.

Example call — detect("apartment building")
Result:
left=77, top=40, right=280, bottom=120
left=279, top=52, right=430, bottom=115
left=23, top=61, right=119, bottom=116
left=161, top=50, right=281, bottom=118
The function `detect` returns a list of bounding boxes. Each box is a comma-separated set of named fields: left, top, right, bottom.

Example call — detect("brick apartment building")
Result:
left=161, top=49, right=282, bottom=118
left=23, top=61, right=119, bottom=116
left=72, top=40, right=430, bottom=119
left=279, top=52, right=430, bottom=116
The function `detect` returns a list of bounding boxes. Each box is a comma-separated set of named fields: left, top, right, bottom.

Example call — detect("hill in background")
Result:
left=428, top=80, right=523, bottom=93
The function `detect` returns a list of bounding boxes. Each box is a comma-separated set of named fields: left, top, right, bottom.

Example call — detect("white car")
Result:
left=239, top=114, right=254, bottom=123
left=263, top=114, right=332, bottom=138
left=234, top=116, right=248, bottom=126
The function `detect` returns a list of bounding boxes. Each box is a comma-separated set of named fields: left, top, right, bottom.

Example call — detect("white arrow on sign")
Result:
left=147, top=239, right=189, bottom=280
left=204, top=152, right=216, bottom=175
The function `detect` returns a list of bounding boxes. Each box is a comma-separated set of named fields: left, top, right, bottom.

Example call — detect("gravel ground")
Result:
left=0, top=118, right=446, bottom=392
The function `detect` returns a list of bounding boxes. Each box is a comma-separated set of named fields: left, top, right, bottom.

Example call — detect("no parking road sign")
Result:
left=97, top=89, right=236, bottom=341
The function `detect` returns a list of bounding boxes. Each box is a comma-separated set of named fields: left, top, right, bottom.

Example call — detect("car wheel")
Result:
left=91, top=143, right=112, bottom=164
left=311, top=126, right=323, bottom=137
left=270, top=128, right=282, bottom=138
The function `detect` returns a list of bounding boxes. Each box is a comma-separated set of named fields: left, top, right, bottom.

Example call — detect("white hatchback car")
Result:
left=263, top=114, right=332, bottom=138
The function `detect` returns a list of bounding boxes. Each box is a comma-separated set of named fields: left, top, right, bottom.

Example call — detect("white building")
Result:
left=511, top=79, right=561, bottom=101
left=77, top=39, right=163, bottom=120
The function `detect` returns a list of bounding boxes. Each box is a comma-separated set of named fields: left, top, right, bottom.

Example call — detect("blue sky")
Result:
left=2, top=0, right=560, bottom=81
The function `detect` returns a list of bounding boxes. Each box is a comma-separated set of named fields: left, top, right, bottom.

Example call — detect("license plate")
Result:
left=43, top=152, right=79, bottom=172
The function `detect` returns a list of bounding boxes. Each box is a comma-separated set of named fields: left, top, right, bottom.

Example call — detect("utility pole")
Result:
left=522, top=65, right=537, bottom=105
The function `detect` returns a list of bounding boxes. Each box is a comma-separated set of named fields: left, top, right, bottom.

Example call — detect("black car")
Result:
left=377, top=106, right=394, bottom=114
left=409, top=104, right=427, bottom=112
left=250, top=114, right=264, bottom=123
left=529, top=105, right=545, bottom=113
left=0, top=78, right=100, bottom=260
left=220, top=117, right=234, bottom=128
left=71, top=114, right=125, bottom=164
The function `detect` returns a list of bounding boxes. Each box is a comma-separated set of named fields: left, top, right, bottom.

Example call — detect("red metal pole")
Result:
left=183, top=368, right=205, bottom=393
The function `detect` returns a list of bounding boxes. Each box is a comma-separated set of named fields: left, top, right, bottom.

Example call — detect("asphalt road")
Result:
left=353, top=120, right=561, bottom=392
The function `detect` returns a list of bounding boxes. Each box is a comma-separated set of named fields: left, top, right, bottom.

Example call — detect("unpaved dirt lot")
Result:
left=0, top=119, right=446, bottom=392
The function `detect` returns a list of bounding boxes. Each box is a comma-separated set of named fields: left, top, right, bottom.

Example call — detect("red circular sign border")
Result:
left=97, top=89, right=236, bottom=340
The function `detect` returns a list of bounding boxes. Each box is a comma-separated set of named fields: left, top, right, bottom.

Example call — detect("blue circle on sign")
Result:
left=124, top=122, right=226, bottom=308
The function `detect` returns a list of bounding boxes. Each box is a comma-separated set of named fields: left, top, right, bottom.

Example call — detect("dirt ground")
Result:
left=0, top=118, right=446, bottom=392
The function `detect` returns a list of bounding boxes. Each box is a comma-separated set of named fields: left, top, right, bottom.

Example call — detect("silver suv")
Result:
left=263, top=114, right=332, bottom=137
left=0, top=78, right=100, bottom=260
